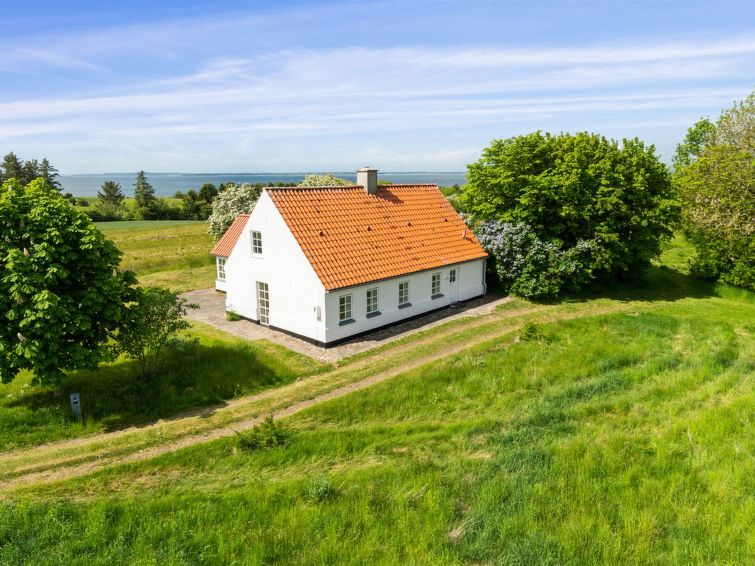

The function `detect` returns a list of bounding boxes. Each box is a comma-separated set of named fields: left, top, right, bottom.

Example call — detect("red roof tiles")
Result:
left=211, top=214, right=249, bottom=257
left=267, top=185, right=487, bottom=290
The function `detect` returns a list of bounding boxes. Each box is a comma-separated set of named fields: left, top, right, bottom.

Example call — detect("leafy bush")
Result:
left=476, top=221, right=602, bottom=299
left=464, top=132, right=678, bottom=297
left=674, top=92, right=754, bottom=291
left=116, top=287, right=197, bottom=380
left=236, top=416, right=290, bottom=451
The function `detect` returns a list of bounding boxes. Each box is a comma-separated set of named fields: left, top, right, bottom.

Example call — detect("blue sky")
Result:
left=2, top=0, right=754, bottom=173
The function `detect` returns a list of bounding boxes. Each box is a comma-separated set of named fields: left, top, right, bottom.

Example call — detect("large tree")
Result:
left=0, top=152, right=25, bottom=183
left=1, top=153, right=62, bottom=189
left=39, top=158, right=62, bottom=190
left=0, top=179, right=136, bottom=384
left=297, top=173, right=351, bottom=187
left=133, top=170, right=158, bottom=219
left=674, top=91, right=754, bottom=290
left=462, top=132, right=678, bottom=297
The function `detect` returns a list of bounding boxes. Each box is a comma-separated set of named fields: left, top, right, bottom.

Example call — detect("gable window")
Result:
left=251, top=231, right=263, bottom=255
left=216, top=257, right=226, bottom=281
left=431, top=272, right=442, bottom=298
left=398, top=281, right=410, bottom=308
left=366, top=288, right=380, bottom=317
left=339, top=294, right=353, bottom=325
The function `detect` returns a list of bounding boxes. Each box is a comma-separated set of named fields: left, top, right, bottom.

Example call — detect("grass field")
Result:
left=0, top=324, right=326, bottom=451
left=95, top=220, right=216, bottom=292
left=0, top=237, right=753, bottom=564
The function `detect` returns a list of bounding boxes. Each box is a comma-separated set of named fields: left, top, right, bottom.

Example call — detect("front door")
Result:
left=256, top=281, right=270, bottom=325
left=449, top=269, right=458, bottom=303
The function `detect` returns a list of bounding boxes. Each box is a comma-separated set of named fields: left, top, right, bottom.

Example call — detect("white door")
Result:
left=449, top=269, right=458, bottom=302
left=256, top=281, right=270, bottom=325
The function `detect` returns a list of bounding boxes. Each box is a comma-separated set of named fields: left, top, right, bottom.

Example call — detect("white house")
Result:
left=211, top=168, right=488, bottom=347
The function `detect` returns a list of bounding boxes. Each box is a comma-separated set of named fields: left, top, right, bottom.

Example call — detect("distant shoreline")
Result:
left=60, top=172, right=468, bottom=197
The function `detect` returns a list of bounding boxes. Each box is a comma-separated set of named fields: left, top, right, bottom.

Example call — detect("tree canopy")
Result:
left=0, top=153, right=61, bottom=189
left=0, top=179, right=136, bottom=384
left=674, top=91, right=754, bottom=290
left=463, top=132, right=678, bottom=297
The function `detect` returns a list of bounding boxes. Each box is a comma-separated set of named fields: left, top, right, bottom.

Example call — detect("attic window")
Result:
left=251, top=231, right=263, bottom=255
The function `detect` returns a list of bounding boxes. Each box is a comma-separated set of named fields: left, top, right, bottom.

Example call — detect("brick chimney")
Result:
left=357, top=167, right=378, bottom=195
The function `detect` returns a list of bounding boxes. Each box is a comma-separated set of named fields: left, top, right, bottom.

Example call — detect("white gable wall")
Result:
left=223, top=191, right=326, bottom=343
left=323, top=258, right=485, bottom=344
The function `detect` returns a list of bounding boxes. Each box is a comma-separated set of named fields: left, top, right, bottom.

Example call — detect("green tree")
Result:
left=674, top=91, right=754, bottom=290
left=97, top=180, right=126, bottom=219
left=1, top=152, right=24, bottom=183
left=0, top=179, right=136, bottom=384
left=207, top=183, right=262, bottom=239
left=462, top=132, right=678, bottom=295
left=39, top=158, right=62, bottom=190
left=116, top=287, right=197, bottom=380
left=673, top=118, right=715, bottom=170
left=133, top=170, right=157, bottom=218
left=297, top=173, right=351, bottom=187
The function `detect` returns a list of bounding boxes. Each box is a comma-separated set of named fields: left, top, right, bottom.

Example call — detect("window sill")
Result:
left=398, top=302, right=412, bottom=309
left=339, top=318, right=355, bottom=326
left=431, top=293, right=444, bottom=299
left=366, top=310, right=381, bottom=319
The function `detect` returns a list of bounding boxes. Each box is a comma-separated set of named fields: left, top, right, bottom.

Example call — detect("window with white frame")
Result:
left=251, top=231, right=263, bottom=255
left=216, top=257, right=226, bottom=281
left=339, top=294, right=352, bottom=322
left=398, top=281, right=410, bottom=306
left=366, top=288, right=379, bottom=315
left=449, top=269, right=457, bottom=283
left=431, top=272, right=441, bottom=296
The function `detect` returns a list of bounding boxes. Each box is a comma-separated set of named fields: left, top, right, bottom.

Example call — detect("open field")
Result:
left=0, top=237, right=753, bottom=563
left=95, top=220, right=216, bottom=292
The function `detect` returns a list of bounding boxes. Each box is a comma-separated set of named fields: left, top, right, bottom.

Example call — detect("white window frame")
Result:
left=449, top=269, right=457, bottom=283
left=216, top=257, right=226, bottom=281
left=398, top=281, right=410, bottom=307
left=339, top=294, right=353, bottom=322
left=251, top=230, right=263, bottom=255
left=366, top=288, right=379, bottom=315
left=431, top=272, right=441, bottom=296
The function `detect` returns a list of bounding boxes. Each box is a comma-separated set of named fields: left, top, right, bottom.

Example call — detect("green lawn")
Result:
left=0, top=324, right=326, bottom=451
left=1, top=238, right=753, bottom=564
left=94, top=220, right=216, bottom=292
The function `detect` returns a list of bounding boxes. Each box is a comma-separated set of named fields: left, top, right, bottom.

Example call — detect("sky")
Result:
left=2, top=0, right=754, bottom=173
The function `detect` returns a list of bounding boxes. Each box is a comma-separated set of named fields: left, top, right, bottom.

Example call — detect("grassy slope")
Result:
left=0, top=324, right=326, bottom=451
left=95, top=220, right=216, bottom=292
left=1, top=239, right=754, bottom=564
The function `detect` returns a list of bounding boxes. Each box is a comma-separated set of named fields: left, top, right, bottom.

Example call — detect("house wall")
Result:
left=323, top=258, right=486, bottom=344
left=223, top=191, right=327, bottom=343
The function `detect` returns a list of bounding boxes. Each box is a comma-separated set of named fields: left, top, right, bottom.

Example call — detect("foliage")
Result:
left=235, top=416, right=291, bottom=451
left=0, top=152, right=61, bottom=189
left=674, top=91, right=755, bottom=290
left=304, top=478, right=339, bottom=502
left=0, top=179, right=136, bottom=384
left=207, top=183, right=262, bottom=239
left=96, top=180, right=126, bottom=219
left=672, top=118, right=715, bottom=170
left=133, top=171, right=159, bottom=219
left=115, top=287, right=197, bottom=380
left=226, top=310, right=241, bottom=321
left=181, top=182, right=218, bottom=220
left=464, top=132, right=678, bottom=296
left=297, top=173, right=352, bottom=187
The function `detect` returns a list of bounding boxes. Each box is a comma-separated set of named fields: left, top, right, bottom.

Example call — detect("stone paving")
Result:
left=183, top=288, right=512, bottom=363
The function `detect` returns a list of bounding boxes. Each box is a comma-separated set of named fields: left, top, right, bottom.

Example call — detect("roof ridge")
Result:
left=265, top=183, right=439, bottom=191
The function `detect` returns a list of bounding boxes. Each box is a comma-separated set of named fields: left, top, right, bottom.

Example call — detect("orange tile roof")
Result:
left=211, top=214, right=249, bottom=257
left=267, top=185, right=487, bottom=290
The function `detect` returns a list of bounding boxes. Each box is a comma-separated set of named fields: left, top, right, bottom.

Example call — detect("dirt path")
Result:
left=0, top=300, right=631, bottom=493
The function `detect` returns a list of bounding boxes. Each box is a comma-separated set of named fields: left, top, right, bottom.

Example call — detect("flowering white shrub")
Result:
left=297, top=174, right=351, bottom=187
left=207, top=183, right=262, bottom=240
